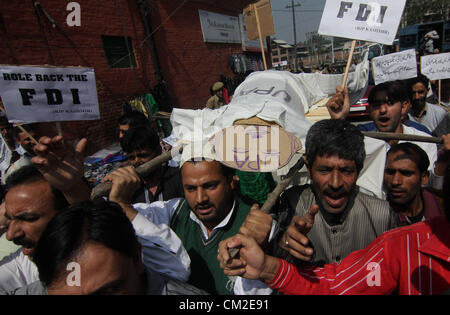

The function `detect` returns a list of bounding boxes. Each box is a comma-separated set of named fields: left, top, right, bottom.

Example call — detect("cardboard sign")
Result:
left=0, top=133, right=12, bottom=172
left=318, top=0, right=406, bottom=45
left=239, top=13, right=268, bottom=52
left=243, top=0, right=275, bottom=41
left=0, top=65, right=100, bottom=124
left=213, top=123, right=302, bottom=172
left=372, top=49, right=417, bottom=85
left=421, top=52, right=450, bottom=80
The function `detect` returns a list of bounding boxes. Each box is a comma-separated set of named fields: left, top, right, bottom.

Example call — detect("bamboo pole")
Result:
left=227, top=156, right=305, bottom=260
left=342, top=40, right=356, bottom=88
left=90, top=145, right=183, bottom=199
left=253, top=4, right=268, bottom=70
left=0, top=106, right=39, bottom=146
left=362, top=132, right=442, bottom=144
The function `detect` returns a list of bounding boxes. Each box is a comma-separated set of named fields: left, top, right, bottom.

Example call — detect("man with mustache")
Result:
left=104, top=145, right=274, bottom=295
left=118, top=125, right=184, bottom=204
left=407, top=74, right=446, bottom=133
left=384, top=142, right=445, bottom=226
left=326, top=80, right=443, bottom=189
left=271, top=119, right=397, bottom=267
left=0, top=136, right=191, bottom=293
left=217, top=148, right=450, bottom=295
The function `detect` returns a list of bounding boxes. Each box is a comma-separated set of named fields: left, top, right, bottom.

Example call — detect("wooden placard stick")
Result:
left=227, top=156, right=305, bottom=260
left=362, top=132, right=442, bottom=144
left=341, top=40, right=356, bottom=88
left=0, top=106, right=39, bottom=146
left=438, top=80, right=441, bottom=107
left=253, top=4, right=268, bottom=70
left=90, top=145, right=183, bottom=200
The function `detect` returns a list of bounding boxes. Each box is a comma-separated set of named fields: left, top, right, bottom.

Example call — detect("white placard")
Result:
left=0, top=134, right=12, bottom=172
left=420, top=53, right=450, bottom=80
left=318, top=0, right=406, bottom=45
left=371, top=49, right=417, bottom=85
left=0, top=65, right=100, bottom=124
left=198, top=9, right=241, bottom=44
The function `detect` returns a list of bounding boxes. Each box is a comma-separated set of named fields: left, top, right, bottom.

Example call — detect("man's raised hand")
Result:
left=279, top=204, right=319, bottom=261
left=31, top=136, right=89, bottom=204
left=326, top=86, right=350, bottom=120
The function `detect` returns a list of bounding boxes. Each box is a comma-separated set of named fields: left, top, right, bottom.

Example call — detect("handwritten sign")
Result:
left=0, top=65, right=100, bottom=124
left=371, top=49, right=417, bottom=85
left=421, top=52, right=450, bottom=80
left=213, top=124, right=301, bottom=172
left=0, top=133, right=12, bottom=172
left=318, top=0, right=406, bottom=45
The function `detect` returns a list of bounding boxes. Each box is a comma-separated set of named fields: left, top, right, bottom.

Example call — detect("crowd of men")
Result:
left=0, top=69, right=449, bottom=295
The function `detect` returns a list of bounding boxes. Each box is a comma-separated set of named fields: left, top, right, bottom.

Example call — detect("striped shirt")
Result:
left=274, top=186, right=398, bottom=266
left=268, top=216, right=450, bottom=295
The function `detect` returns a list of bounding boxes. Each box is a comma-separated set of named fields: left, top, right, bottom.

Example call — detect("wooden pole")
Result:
left=362, top=131, right=442, bottom=144
left=227, top=156, right=305, bottom=260
left=90, top=145, right=183, bottom=199
left=56, top=122, right=63, bottom=137
left=438, top=80, right=441, bottom=107
left=342, top=40, right=356, bottom=88
left=253, top=4, right=268, bottom=70
left=0, top=106, right=39, bottom=146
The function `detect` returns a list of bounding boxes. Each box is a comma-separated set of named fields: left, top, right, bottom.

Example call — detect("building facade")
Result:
left=0, top=0, right=259, bottom=153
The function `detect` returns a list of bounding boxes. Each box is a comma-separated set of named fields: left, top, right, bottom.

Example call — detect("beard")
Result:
left=411, top=98, right=426, bottom=117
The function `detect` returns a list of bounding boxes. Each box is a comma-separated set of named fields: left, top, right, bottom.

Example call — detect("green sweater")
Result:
left=170, top=198, right=251, bottom=295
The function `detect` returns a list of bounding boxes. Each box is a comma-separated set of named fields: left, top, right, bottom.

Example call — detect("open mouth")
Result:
left=21, top=246, right=34, bottom=256
left=196, top=205, right=214, bottom=215
left=377, top=117, right=390, bottom=126
left=324, top=193, right=346, bottom=208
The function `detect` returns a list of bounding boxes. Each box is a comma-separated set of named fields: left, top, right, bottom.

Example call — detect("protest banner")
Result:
left=0, top=133, right=12, bottom=172
left=371, top=49, right=417, bottom=85
left=0, top=65, right=100, bottom=124
left=243, top=0, right=274, bottom=41
left=318, top=0, right=406, bottom=45
left=420, top=52, right=450, bottom=81
left=243, top=0, right=274, bottom=70
left=318, top=0, right=406, bottom=87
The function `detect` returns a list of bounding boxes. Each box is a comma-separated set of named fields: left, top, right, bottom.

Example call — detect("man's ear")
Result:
left=305, top=159, right=312, bottom=178
left=400, top=101, right=409, bottom=117
left=421, top=170, right=430, bottom=186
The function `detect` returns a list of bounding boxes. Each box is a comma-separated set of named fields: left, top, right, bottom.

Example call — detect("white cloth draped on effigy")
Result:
left=170, top=54, right=388, bottom=199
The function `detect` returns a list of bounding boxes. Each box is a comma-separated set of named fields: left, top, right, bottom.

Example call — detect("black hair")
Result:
left=32, top=200, right=139, bottom=287
left=368, top=80, right=410, bottom=106
left=305, top=119, right=365, bottom=173
left=118, top=110, right=149, bottom=128
left=5, top=165, right=68, bottom=211
left=120, top=125, right=162, bottom=155
left=387, top=142, right=430, bottom=174
left=407, top=73, right=429, bottom=92
left=183, top=159, right=236, bottom=179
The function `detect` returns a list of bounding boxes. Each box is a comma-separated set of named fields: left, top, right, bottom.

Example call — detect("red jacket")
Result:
left=269, top=216, right=450, bottom=295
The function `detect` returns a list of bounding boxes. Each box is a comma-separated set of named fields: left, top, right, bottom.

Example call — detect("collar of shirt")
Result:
left=417, top=216, right=450, bottom=263
left=189, top=199, right=237, bottom=240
